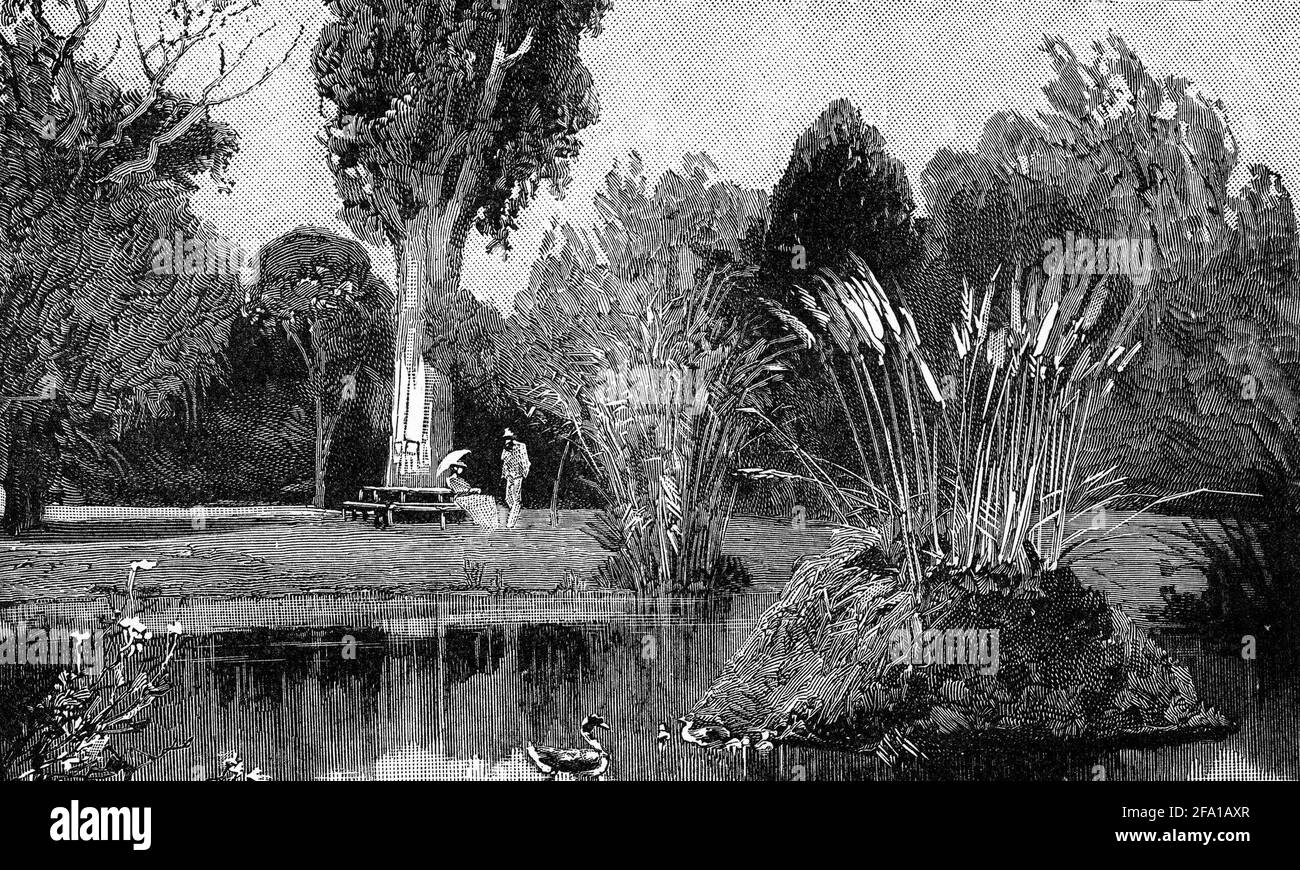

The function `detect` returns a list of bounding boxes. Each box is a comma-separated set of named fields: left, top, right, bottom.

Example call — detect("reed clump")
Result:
left=694, top=257, right=1231, bottom=754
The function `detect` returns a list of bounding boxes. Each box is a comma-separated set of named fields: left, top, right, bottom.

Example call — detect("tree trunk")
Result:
left=1, top=411, right=47, bottom=536
left=0, top=411, right=9, bottom=529
left=388, top=208, right=467, bottom=485
left=313, top=395, right=326, bottom=509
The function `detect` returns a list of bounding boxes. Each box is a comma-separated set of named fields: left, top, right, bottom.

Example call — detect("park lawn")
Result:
left=0, top=506, right=1225, bottom=628
left=0, top=508, right=832, bottom=606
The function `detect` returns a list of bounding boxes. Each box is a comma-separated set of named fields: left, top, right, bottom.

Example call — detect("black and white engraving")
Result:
left=0, top=0, right=1295, bottom=789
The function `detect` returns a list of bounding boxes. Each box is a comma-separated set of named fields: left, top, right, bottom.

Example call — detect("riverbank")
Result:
left=0, top=508, right=830, bottom=606
left=0, top=506, right=1242, bottom=620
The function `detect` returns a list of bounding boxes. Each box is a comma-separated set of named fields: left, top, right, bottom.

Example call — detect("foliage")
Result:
left=496, top=154, right=789, bottom=595
left=764, top=254, right=1146, bottom=582
left=750, top=101, right=928, bottom=499
left=1, top=560, right=188, bottom=781
left=693, top=33, right=1273, bottom=756
left=762, top=98, right=924, bottom=315
left=313, top=0, right=612, bottom=469
left=313, top=0, right=610, bottom=254
left=244, top=228, right=393, bottom=508
left=0, top=0, right=295, bottom=530
left=691, top=528, right=1230, bottom=754
left=921, top=34, right=1300, bottom=495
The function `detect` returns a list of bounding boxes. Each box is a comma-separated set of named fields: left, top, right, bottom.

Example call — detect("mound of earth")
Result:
left=690, top=528, right=1233, bottom=759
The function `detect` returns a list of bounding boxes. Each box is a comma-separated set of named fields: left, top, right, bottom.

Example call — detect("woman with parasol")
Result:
left=437, top=449, right=501, bottom=529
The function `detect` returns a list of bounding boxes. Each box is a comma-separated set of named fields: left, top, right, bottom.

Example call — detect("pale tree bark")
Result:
left=389, top=209, right=465, bottom=485
left=385, top=25, right=535, bottom=485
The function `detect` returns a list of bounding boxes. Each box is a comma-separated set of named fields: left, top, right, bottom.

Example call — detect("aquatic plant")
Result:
left=497, top=157, right=790, bottom=596
left=695, top=258, right=1230, bottom=752
left=2, top=560, right=189, bottom=781
left=756, top=255, right=1160, bottom=580
left=691, top=528, right=1231, bottom=755
left=449, top=559, right=513, bottom=593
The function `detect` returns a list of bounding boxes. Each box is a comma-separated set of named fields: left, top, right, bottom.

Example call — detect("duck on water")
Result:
left=678, top=717, right=776, bottom=753
left=526, top=715, right=611, bottom=781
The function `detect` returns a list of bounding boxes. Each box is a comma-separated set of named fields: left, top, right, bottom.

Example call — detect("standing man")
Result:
left=501, top=429, right=531, bottom=529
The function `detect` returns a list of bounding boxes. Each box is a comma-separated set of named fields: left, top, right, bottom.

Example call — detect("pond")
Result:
left=97, top=592, right=1299, bottom=781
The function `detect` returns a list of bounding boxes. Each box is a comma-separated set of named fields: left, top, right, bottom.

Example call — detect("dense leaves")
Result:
left=244, top=228, right=394, bottom=508
left=921, top=34, right=1300, bottom=494
left=0, top=9, right=244, bottom=530
left=495, top=155, right=786, bottom=593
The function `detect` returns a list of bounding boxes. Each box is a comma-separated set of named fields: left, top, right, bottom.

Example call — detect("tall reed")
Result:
left=498, top=229, right=789, bottom=596
left=760, top=254, right=1150, bottom=583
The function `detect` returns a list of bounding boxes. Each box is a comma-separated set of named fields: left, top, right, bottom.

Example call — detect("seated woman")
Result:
left=445, top=459, right=501, bottom=530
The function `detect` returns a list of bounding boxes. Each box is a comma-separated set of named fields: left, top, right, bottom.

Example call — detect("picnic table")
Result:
left=342, top=485, right=481, bottom=530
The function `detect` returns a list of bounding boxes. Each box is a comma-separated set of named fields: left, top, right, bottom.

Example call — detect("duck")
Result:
left=656, top=723, right=670, bottom=752
left=678, top=716, right=731, bottom=748
left=525, top=714, right=611, bottom=781
left=723, top=736, right=751, bottom=753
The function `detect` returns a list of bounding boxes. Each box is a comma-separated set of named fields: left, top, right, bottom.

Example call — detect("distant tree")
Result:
left=754, top=100, right=926, bottom=495
left=312, top=0, right=611, bottom=477
left=762, top=99, right=924, bottom=314
left=244, top=228, right=393, bottom=509
left=0, top=0, right=298, bottom=532
left=921, top=34, right=1300, bottom=494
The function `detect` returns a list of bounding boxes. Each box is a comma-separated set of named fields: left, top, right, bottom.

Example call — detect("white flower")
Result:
left=129, top=559, right=157, bottom=572
left=118, top=617, right=152, bottom=653
left=166, top=621, right=184, bottom=635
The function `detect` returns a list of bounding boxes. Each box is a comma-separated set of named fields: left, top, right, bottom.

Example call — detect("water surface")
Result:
left=113, top=593, right=1299, bottom=781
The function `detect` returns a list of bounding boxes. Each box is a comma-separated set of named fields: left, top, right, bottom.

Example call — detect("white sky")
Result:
left=86, top=1, right=1300, bottom=309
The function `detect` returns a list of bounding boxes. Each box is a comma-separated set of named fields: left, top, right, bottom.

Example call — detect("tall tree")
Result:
left=0, top=0, right=298, bottom=532
left=244, top=228, right=393, bottom=509
left=763, top=99, right=924, bottom=314
left=312, top=0, right=610, bottom=483
left=755, top=100, right=926, bottom=496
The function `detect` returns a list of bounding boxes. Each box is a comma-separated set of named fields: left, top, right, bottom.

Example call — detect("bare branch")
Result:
left=97, top=9, right=306, bottom=186
left=448, top=26, right=536, bottom=205
left=48, top=0, right=110, bottom=147
left=504, top=28, right=535, bottom=67
left=97, top=99, right=207, bottom=184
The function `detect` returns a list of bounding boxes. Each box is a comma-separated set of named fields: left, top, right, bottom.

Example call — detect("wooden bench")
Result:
left=342, top=485, right=480, bottom=530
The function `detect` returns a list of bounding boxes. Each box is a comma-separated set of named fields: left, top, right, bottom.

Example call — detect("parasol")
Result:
left=436, top=449, right=472, bottom=481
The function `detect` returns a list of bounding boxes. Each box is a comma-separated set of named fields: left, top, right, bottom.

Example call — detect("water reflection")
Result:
left=122, top=594, right=1296, bottom=781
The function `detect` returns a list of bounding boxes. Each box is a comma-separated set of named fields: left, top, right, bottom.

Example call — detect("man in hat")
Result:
left=500, top=429, right=531, bottom=529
